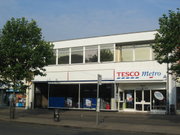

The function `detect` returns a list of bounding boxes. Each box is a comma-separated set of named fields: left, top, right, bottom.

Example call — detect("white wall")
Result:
left=53, top=31, right=156, bottom=49
left=34, top=61, right=167, bottom=83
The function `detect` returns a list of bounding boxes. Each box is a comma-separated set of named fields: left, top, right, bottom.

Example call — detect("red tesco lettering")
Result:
left=116, top=72, right=140, bottom=77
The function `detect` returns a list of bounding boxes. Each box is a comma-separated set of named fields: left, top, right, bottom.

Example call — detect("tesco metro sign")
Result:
left=116, top=71, right=163, bottom=80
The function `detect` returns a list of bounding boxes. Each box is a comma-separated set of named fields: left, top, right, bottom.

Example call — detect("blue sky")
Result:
left=0, top=0, right=179, bottom=41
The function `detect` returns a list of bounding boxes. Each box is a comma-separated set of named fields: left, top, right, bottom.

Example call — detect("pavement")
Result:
left=0, top=107, right=180, bottom=135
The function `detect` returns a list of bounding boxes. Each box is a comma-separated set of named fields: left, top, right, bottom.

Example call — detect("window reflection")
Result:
left=58, top=48, right=69, bottom=64
left=71, top=47, right=83, bottom=63
left=100, top=44, right=114, bottom=62
left=85, top=45, right=98, bottom=63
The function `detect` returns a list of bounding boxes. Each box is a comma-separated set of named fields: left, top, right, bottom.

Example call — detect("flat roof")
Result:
left=52, top=30, right=156, bottom=42
left=53, top=30, right=157, bottom=49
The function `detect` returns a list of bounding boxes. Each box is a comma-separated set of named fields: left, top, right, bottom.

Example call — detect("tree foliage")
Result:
left=152, top=9, right=180, bottom=80
left=0, top=17, right=54, bottom=91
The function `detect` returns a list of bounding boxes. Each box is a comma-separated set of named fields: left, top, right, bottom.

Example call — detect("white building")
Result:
left=26, top=30, right=180, bottom=114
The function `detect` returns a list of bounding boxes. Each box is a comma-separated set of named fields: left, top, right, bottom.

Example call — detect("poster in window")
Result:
left=126, top=93, right=133, bottom=102
left=66, top=97, right=72, bottom=107
left=154, top=91, right=164, bottom=100
left=85, top=99, right=92, bottom=107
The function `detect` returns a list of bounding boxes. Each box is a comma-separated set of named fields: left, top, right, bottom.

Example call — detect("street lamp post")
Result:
left=96, top=74, right=102, bottom=125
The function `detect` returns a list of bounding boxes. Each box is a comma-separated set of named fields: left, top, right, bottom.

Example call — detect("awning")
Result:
left=115, top=80, right=166, bottom=84
left=47, top=80, right=115, bottom=84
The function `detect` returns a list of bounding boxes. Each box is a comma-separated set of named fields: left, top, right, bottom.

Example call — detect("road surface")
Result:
left=0, top=120, right=171, bottom=135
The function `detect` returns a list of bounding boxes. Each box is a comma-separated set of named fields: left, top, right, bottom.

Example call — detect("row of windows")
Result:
left=116, top=44, right=154, bottom=62
left=49, top=44, right=154, bottom=65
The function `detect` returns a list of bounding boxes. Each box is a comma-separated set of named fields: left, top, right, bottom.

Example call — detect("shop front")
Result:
left=34, top=82, right=116, bottom=110
left=115, top=68, right=167, bottom=113
left=117, top=85, right=166, bottom=112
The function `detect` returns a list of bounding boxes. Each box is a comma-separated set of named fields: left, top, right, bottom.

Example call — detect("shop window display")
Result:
left=152, top=90, right=166, bottom=110
left=49, top=84, right=79, bottom=108
left=16, top=94, right=26, bottom=107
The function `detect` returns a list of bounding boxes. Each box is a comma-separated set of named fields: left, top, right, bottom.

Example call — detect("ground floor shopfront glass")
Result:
left=176, top=87, right=180, bottom=110
left=119, top=89, right=166, bottom=112
left=0, top=89, right=6, bottom=106
left=48, top=83, right=114, bottom=110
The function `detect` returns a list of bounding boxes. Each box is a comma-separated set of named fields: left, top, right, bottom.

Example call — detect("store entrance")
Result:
left=124, top=90, right=134, bottom=109
left=135, top=90, right=151, bottom=111
left=120, top=90, right=151, bottom=111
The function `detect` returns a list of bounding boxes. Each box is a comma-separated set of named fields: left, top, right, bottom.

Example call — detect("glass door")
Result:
left=135, top=90, right=151, bottom=111
left=135, top=90, right=143, bottom=111
left=144, top=90, right=151, bottom=111
left=124, top=90, right=134, bottom=109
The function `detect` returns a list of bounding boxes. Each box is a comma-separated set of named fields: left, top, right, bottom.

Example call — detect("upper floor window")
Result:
left=85, top=45, right=98, bottom=63
left=118, top=44, right=153, bottom=62
left=134, top=45, right=151, bottom=61
left=48, top=49, right=56, bottom=65
left=121, top=45, right=134, bottom=62
left=71, top=47, right=83, bottom=63
left=58, top=48, right=69, bottom=64
left=100, top=44, right=114, bottom=62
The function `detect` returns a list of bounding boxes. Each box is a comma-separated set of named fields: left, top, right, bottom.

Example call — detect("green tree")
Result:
left=152, top=9, right=180, bottom=80
left=0, top=17, right=54, bottom=116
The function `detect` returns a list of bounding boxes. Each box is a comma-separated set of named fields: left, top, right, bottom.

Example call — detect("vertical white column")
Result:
left=83, top=46, right=85, bottom=64
left=27, top=83, right=34, bottom=109
left=25, top=83, right=34, bottom=109
left=150, top=46, right=153, bottom=60
left=98, top=45, right=100, bottom=63
left=25, top=87, right=29, bottom=109
left=56, top=49, right=58, bottom=65
left=169, top=74, right=176, bottom=105
left=113, top=44, right=116, bottom=62
left=133, top=45, right=135, bottom=62
left=69, top=48, right=71, bottom=64
left=111, top=83, right=117, bottom=110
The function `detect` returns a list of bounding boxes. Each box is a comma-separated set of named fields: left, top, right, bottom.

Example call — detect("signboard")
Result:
left=97, top=74, right=102, bottom=85
left=96, top=98, right=100, bottom=112
left=116, top=70, right=166, bottom=80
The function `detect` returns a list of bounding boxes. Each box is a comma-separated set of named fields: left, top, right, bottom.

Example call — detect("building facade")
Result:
left=26, top=31, right=180, bottom=113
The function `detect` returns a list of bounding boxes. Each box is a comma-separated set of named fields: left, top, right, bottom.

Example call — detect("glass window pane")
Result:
left=100, top=44, right=114, bottom=62
left=71, top=47, right=83, bottom=63
left=152, top=90, right=166, bottom=110
left=49, top=49, right=56, bottom=65
left=58, top=48, right=69, bottom=64
left=85, top=45, right=98, bottom=63
left=121, top=46, right=133, bottom=61
left=135, top=47, right=150, bottom=61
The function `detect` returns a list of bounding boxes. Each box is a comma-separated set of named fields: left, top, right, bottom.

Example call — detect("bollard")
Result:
left=54, top=109, right=60, bottom=122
